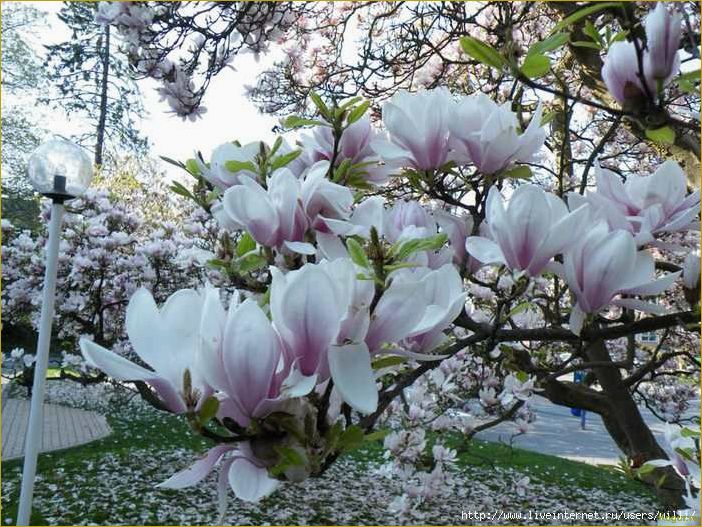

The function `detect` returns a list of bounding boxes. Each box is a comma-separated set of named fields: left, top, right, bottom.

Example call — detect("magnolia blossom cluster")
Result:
left=643, top=424, right=700, bottom=520
left=66, top=84, right=698, bottom=510
left=375, top=349, right=536, bottom=516
left=1, top=188, right=220, bottom=367
left=602, top=3, right=682, bottom=105
left=95, top=1, right=299, bottom=119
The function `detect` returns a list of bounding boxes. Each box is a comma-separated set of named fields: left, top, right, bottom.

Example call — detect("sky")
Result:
left=12, top=1, right=280, bottom=181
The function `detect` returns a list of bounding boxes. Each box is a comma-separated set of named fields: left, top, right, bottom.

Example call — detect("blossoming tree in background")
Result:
left=5, top=0, right=699, bottom=519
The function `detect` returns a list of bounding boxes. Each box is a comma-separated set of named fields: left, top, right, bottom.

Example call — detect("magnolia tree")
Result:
left=0, top=166, right=227, bottom=400
left=18, top=0, right=698, bottom=518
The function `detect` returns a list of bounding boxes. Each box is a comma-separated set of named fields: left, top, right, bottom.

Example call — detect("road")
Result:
left=472, top=396, right=700, bottom=465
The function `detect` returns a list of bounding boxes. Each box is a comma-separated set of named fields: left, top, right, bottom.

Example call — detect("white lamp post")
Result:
left=16, top=138, right=93, bottom=526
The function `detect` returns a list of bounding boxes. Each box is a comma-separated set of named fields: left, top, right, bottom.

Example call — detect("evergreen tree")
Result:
left=43, top=2, right=148, bottom=167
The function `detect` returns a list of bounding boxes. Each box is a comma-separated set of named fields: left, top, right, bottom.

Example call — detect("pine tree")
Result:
left=43, top=2, right=147, bottom=167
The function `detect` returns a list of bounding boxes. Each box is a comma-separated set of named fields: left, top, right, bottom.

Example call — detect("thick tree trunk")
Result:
left=94, top=24, right=110, bottom=167
left=585, top=339, right=685, bottom=507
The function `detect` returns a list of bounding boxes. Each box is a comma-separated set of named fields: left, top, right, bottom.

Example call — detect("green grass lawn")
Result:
left=0, top=384, right=658, bottom=525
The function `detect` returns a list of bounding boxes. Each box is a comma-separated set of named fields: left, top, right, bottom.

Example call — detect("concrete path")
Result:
left=473, top=396, right=700, bottom=465
left=1, top=391, right=112, bottom=461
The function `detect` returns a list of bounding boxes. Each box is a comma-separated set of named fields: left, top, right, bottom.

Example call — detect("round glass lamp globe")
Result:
left=27, top=138, right=93, bottom=200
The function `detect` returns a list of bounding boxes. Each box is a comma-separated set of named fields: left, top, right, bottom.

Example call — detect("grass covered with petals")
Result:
left=1, top=382, right=660, bottom=525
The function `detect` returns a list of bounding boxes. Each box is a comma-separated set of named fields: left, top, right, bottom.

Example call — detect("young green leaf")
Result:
left=346, top=238, right=371, bottom=269
left=225, top=160, right=257, bottom=173
left=236, top=232, right=257, bottom=256
left=198, top=396, right=220, bottom=424
left=459, top=36, right=507, bottom=70
left=645, top=126, right=676, bottom=145
left=282, top=115, right=328, bottom=129
left=521, top=53, right=551, bottom=79
left=238, top=253, right=267, bottom=273
left=528, top=32, right=569, bottom=56
left=346, top=100, right=371, bottom=125
left=338, top=425, right=365, bottom=452
left=500, top=165, right=533, bottom=180
left=550, top=2, right=621, bottom=35
left=309, top=91, right=330, bottom=119
left=270, top=149, right=302, bottom=171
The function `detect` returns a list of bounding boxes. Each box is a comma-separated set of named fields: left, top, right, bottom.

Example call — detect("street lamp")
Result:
left=16, top=138, right=93, bottom=526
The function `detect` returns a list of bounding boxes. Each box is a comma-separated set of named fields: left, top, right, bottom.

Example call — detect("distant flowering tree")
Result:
left=11, top=0, right=699, bottom=519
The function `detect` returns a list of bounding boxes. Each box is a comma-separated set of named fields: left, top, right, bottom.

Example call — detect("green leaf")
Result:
left=333, top=158, right=353, bottom=183
left=680, top=426, right=701, bottom=438
left=521, top=53, right=551, bottom=79
left=582, top=20, right=604, bottom=47
left=238, top=253, right=267, bottom=273
left=345, top=171, right=373, bottom=189
left=346, top=238, right=371, bottom=269
left=364, top=429, right=391, bottom=442
left=160, top=155, right=186, bottom=169
left=459, top=36, right=507, bottom=70
left=500, top=165, right=533, bottom=179
left=372, top=355, right=407, bottom=370
left=236, top=232, right=256, bottom=256
left=540, top=111, right=558, bottom=126
left=645, top=126, right=676, bottom=145
left=637, top=463, right=657, bottom=476
left=550, top=2, right=621, bottom=35
left=270, top=149, right=302, bottom=171
left=677, top=69, right=700, bottom=94
left=205, top=258, right=229, bottom=270
left=269, top=136, right=283, bottom=157
left=346, top=100, right=371, bottom=125
left=338, top=425, right=365, bottom=452
left=339, top=96, right=363, bottom=111
left=270, top=446, right=307, bottom=477
left=391, top=233, right=449, bottom=261
left=382, top=262, right=421, bottom=273
left=570, top=41, right=603, bottom=50
left=506, top=301, right=531, bottom=319
left=309, top=91, right=330, bottom=119
left=609, top=29, right=628, bottom=44
left=198, top=396, right=219, bottom=424
left=169, top=181, right=195, bottom=200
left=528, top=32, right=569, bottom=56
left=185, top=158, right=201, bottom=176
left=515, top=370, right=529, bottom=383
left=282, top=115, right=328, bottom=129
left=225, top=160, right=257, bottom=173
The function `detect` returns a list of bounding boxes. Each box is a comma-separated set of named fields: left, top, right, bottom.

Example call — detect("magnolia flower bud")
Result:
left=682, top=252, right=700, bottom=305
left=644, top=3, right=682, bottom=81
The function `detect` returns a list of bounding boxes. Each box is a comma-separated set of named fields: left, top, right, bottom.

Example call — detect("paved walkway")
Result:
left=473, top=396, right=700, bottom=465
left=1, top=389, right=112, bottom=460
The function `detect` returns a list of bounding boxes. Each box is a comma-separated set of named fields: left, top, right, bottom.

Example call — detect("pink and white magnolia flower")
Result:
left=384, top=200, right=436, bottom=243
left=157, top=442, right=279, bottom=504
left=393, top=264, right=467, bottom=355
left=562, top=223, right=681, bottom=335
left=372, top=88, right=453, bottom=171
left=434, top=209, right=481, bottom=272
left=644, top=3, right=682, bottom=81
left=602, top=6, right=680, bottom=105
left=195, top=141, right=260, bottom=190
left=449, top=94, right=545, bottom=175
left=602, top=41, right=656, bottom=105
left=572, top=161, right=700, bottom=244
left=301, top=115, right=395, bottom=185
left=366, top=264, right=465, bottom=355
left=222, top=168, right=309, bottom=252
left=270, top=261, right=378, bottom=414
left=79, top=288, right=209, bottom=413
left=197, top=289, right=315, bottom=427
left=466, top=185, right=590, bottom=277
